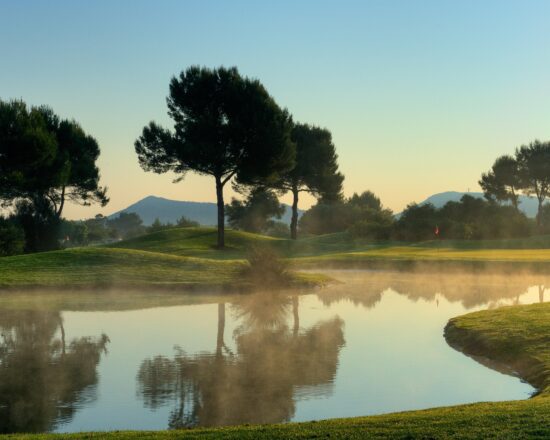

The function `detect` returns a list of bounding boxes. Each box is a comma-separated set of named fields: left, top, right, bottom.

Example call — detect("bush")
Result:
left=241, top=245, right=290, bottom=286
left=176, top=216, right=199, bottom=227
left=263, top=221, right=290, bottom=238
left=0, top=218, right=25, bottom=256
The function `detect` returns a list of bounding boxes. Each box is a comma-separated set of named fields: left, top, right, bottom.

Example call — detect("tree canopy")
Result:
left=0, top=100, right=108, bottom=218
left=515, top=140, right=550, bottom=227
left=135, top=66, right=295, bottom=247
left=276, top=123, right=343, bottom=239
left=479, top=155, right=521, bottom=209
left=480, top=140, right=550, bottom=228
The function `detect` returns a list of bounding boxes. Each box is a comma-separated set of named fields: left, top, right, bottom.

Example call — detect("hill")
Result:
left=108, top=195, right=303, bottom=226
left=408, top=191, right=539, bottom=218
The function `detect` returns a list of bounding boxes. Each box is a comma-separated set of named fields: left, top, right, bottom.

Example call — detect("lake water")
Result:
left=0, top=269, right=547, bottom=433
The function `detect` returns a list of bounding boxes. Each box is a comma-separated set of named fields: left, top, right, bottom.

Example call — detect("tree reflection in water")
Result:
left=316, top=271, right=549, bottom=310
left=137, top=293, right=345, bottom=428
left=0, top=310, right=109, bottom=433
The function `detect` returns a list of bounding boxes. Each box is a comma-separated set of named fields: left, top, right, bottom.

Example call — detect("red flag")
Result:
left=434, top=225, right=439, bottom=236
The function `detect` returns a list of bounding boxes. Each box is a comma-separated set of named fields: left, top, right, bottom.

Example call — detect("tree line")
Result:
left=2, top=65, right=550, bottom=255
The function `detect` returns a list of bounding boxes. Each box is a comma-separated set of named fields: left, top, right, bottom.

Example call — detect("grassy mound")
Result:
left=109, top=227, right=280, bottom=259
left=0, top=247, right=241, bottom=288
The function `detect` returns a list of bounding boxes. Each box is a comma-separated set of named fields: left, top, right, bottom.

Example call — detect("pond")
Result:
left=0, top=269, right=547, bottom=433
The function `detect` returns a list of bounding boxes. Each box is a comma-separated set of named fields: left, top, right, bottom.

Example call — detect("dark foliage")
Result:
left=0, top=218, right=25, bottom=256
left=107, top=212, right=145, bottom=238
left=299, top=191, right=392, bottom=239
left=226, top=186, right=285, bottom=233
left=12, top=199, right=62, bottom=253
left=135, top=66, right=295, bottom=248
left=276, top=123, right=344, bottom=239
left=481, top=140, right=550, bottom=228
left=395, top=195, right=532, bottom=241
left=0, top=100, right=108, bottom=218
left=0, top=99, right=107, bottom=253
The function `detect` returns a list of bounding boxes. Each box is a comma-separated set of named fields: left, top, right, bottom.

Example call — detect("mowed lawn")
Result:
left=298, top=246, right=550, bottom=264
left=2, top=227, right=550, bottom=288
left=2, top=303, right=549, bottom=439
left=0, top=247, right=241, bottom=288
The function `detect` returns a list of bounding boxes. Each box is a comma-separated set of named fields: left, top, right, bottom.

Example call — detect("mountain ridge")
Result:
left=108, top=195, right=302, bottom=226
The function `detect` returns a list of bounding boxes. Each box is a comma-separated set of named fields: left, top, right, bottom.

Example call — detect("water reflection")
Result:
left=0, top=310, right=108, bottom=433
left=316, top=271, right=548, bottom=310
left=0, top=270, right=547, bottom=433
left=137, top=294, right=345, bottom=428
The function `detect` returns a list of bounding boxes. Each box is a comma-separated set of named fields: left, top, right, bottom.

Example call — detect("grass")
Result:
left=0, top=240, right=328, bottom=289
left=0, top=247, right=241, bottom=288
left=2, top=227, right=550, bottom=288
left=3, top=304, right=550, bottom=439
left=111, top=227, right=550, bottom=265
left=445, top=302, right=550, bottom=396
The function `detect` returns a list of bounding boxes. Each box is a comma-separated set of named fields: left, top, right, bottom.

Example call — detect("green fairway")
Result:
left=2, top=227, right=550, bottom=288
left=111, top=227, right=550, bottom=262
left=2, top=303, right=549, bottom=439
left=0, top=247, right=241, bottom=288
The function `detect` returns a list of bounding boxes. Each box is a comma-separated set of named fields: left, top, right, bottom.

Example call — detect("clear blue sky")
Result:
left=1, top=0, right=550, bottom=218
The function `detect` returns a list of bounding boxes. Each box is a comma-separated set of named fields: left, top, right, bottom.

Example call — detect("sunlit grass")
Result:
left=0, top=247, right=241, bottom=288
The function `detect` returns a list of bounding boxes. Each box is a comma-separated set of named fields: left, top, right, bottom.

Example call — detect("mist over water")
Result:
left=0, top=269, right=546, bottom=433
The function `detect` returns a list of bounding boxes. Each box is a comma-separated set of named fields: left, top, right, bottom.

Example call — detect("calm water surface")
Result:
left=0, top=270, right=547, bottom=433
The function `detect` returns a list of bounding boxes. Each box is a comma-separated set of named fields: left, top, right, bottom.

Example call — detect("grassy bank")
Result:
left=2, top=227, right=550, bottom=288
left=0, top=246, right=326, bottom=289
left=2, top=303, right=549, bottom=439
left=445, top=302, right=550, bottom=396
left=0, top=247, right=241, bottom=288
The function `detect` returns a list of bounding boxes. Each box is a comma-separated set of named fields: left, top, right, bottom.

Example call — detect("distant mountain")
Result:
left=108, top=195, right=303, bottom=226
left=409, top=191, right=539, bottom=218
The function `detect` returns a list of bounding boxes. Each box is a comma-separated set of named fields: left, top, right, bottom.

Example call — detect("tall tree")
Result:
left=277, top=123, right=344, bottom=239
left=479, top=155, right=521, bottom=209
left=515, top=140, right=550, bottom=228
left=135, top=66, right=295, bottom=248
left=0, top=100, right=108, bottom=218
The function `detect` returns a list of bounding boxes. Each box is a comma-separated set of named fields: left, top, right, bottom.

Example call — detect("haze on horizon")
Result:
left=1, top=0, right=549, bottom=220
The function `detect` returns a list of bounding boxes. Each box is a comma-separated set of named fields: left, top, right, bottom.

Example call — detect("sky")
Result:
left=1, top=0, right=550, bottom=219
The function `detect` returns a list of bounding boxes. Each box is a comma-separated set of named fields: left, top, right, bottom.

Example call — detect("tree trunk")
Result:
left=510, top=188, right=519, bottom=211
left=537, top=198, right=544, bottom=229
left=216, top=303, right=225, bottom=357
left=292, top=295, right=299, bottom=338
left=59, top=315, right=66, bottom=356
left=57, top=185, right=66, bottom=219
left=215, top=176, right=225, bottom=248
left=290, top=187, right=299, bottom=240
left=539, top=285, right=545, bottom=303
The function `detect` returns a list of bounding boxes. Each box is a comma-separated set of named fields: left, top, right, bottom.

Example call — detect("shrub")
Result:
left=0, top=218, right=25, bottom=256
left=241, top=245, right=290, bottom=286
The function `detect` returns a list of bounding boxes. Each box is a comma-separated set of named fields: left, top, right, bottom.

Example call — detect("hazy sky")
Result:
left=1, top=0, right=550, bottom=219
